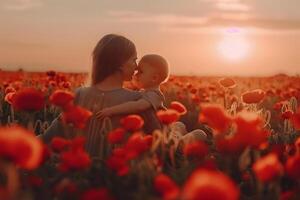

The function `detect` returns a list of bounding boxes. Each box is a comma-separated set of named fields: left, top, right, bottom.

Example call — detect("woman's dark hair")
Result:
left=91, top=34, right=136, bottom=85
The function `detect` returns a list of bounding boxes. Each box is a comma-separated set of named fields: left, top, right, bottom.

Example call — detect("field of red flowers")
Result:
left=1, top=70, right=300, bottom=200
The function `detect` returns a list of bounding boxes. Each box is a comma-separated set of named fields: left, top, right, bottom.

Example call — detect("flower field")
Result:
left=1, top=70, right=300, bottom=200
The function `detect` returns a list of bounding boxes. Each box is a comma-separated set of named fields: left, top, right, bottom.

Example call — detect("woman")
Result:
left=40, top=34, right=162, bottom=158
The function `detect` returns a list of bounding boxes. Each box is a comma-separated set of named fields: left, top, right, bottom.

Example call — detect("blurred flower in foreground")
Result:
left=199, top=103, right=232, bottom=135
left=59, top=137, right=91, bottom=172
left=183, top=141, right=208, bottom=161
left=182, top=169, right=239, bottom=200
left=217, top=112, right=269, bottom=153
left=0, top=126, right=43, bottom=170
left=285, top=154, right=300, bottom=179
left=241, top=89, right=265, bottom=104
left=12, top=87, right=45, bottom=111
left=106, top=148, right=129, bottom=176
left=49, top=90, right=74, bottom=110
left=107, top=128, right=126, bottom=144
left=252, top=153, right=283, bottom=182
left=154, top=173, right=179, bottom=200
left=62, top=105, right=92, bottom=129
left=120, top=115, right=144, bottom=131
left=50, top=137, right=71, bottom=153
left=125, top=133, right=152, bottom=160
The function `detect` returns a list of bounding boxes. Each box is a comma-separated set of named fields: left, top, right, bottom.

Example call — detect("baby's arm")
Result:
left=95, top=99, right=152, bottom=119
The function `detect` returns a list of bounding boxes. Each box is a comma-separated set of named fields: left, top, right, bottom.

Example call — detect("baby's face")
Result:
left=133, top=61, right=157, bottom=89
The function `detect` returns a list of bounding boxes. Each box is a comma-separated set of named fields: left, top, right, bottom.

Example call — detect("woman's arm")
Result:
left=37, top=87, right=82, bottom=143
left=95, top=99, right=151, bottom=119
left=37, top=115, right=65, bottom=143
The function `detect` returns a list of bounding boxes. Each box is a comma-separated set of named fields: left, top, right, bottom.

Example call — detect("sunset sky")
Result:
left=0, top=0, right=300, bottom=76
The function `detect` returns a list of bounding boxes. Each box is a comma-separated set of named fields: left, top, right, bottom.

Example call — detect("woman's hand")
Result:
left=95, top=108, right=113, bottom=120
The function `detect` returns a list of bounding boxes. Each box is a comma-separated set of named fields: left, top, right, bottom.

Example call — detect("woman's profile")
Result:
left=39, top=34, right=162, bottom=158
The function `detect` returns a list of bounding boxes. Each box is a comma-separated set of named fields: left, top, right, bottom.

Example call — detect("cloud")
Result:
left=2, top=0, right=42, bottom=11
left=107, top=10, right=300, bottom=31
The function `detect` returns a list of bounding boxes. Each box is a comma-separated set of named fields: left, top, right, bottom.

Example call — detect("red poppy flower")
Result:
left=198, top=103, right=232, bottom=135
left=219, top=78, right=236, bottom=88
left=59, top=147, right=91, bottom=172
left=62, top=81, right=71, bottom=89
left=183, top=141, right=208, bottom=160
left=125, top=133, right=151, bottom=160
left=49, top=90, right=74, bottom=110
left=47, top=80, right=57, bottom=88
left=252, top=153, right=283, bottom=182
left=154, top=173, right=180, bottom=200
left=62, top=105, right=92, bottom=129
left=46, top=70, right=56, bottom=77
left=190, top=88, right=198, bottom=94
left=144, top=135, right=153, bottom=146
left=216, top=112, right=269, bottom=154
left=81, top=188, right=115, bottom=200
left=120, top=115, right=144, bottom=131
left=170, top=101, right=187, bottom=115
left=12, top=87, right=45, bottom=111
left=50, top=137, right=71, bottom=153
left=233, top=112, right=270, bottom=149
left=4, top=92, right=16, bottom=104
left=0, top=126, right=43, bottom=170
left=182, top=169, right=239, bottom=200
left=106, top=148, right=129, bottom=176
left=285, top=154, right=300, bottom=179
left=4, top=86, right=16, bottom=94
left=157, top=109, right=180, bottom=125
left=241, top=89, right=265, bottom=104
left=273, top=101, right=285, bottom=111
left=107, top=128, right=126, bottom=144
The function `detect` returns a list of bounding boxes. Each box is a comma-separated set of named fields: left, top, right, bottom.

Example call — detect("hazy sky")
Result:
left=1, top=0, right=300, bottom=76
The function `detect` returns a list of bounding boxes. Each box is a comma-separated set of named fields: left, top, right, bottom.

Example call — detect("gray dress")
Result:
left=40, top=86, right=162, bottom=158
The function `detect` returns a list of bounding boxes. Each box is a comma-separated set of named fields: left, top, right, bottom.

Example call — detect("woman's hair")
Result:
left=91, top=34, right=136, bottom=85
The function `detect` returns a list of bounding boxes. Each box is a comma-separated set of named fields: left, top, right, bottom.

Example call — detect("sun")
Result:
left=218, top=28, right=250, bottom=61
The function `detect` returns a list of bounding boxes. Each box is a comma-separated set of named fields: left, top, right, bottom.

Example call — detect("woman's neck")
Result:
left=94, top=72, right=124, bottom=90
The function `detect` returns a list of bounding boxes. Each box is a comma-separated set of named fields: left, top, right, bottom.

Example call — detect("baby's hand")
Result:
left=95, top=108, right=113, bottom=120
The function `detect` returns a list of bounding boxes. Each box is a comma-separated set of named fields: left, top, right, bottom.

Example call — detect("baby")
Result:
left=95, top=54, right=169, bottom=119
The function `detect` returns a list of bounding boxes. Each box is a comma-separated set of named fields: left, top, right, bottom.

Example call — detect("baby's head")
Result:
left=133, top=54, right=169, bottom=89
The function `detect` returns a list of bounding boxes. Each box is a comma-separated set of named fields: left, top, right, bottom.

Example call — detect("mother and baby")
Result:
left=39, top=34, right=207, bottom=157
